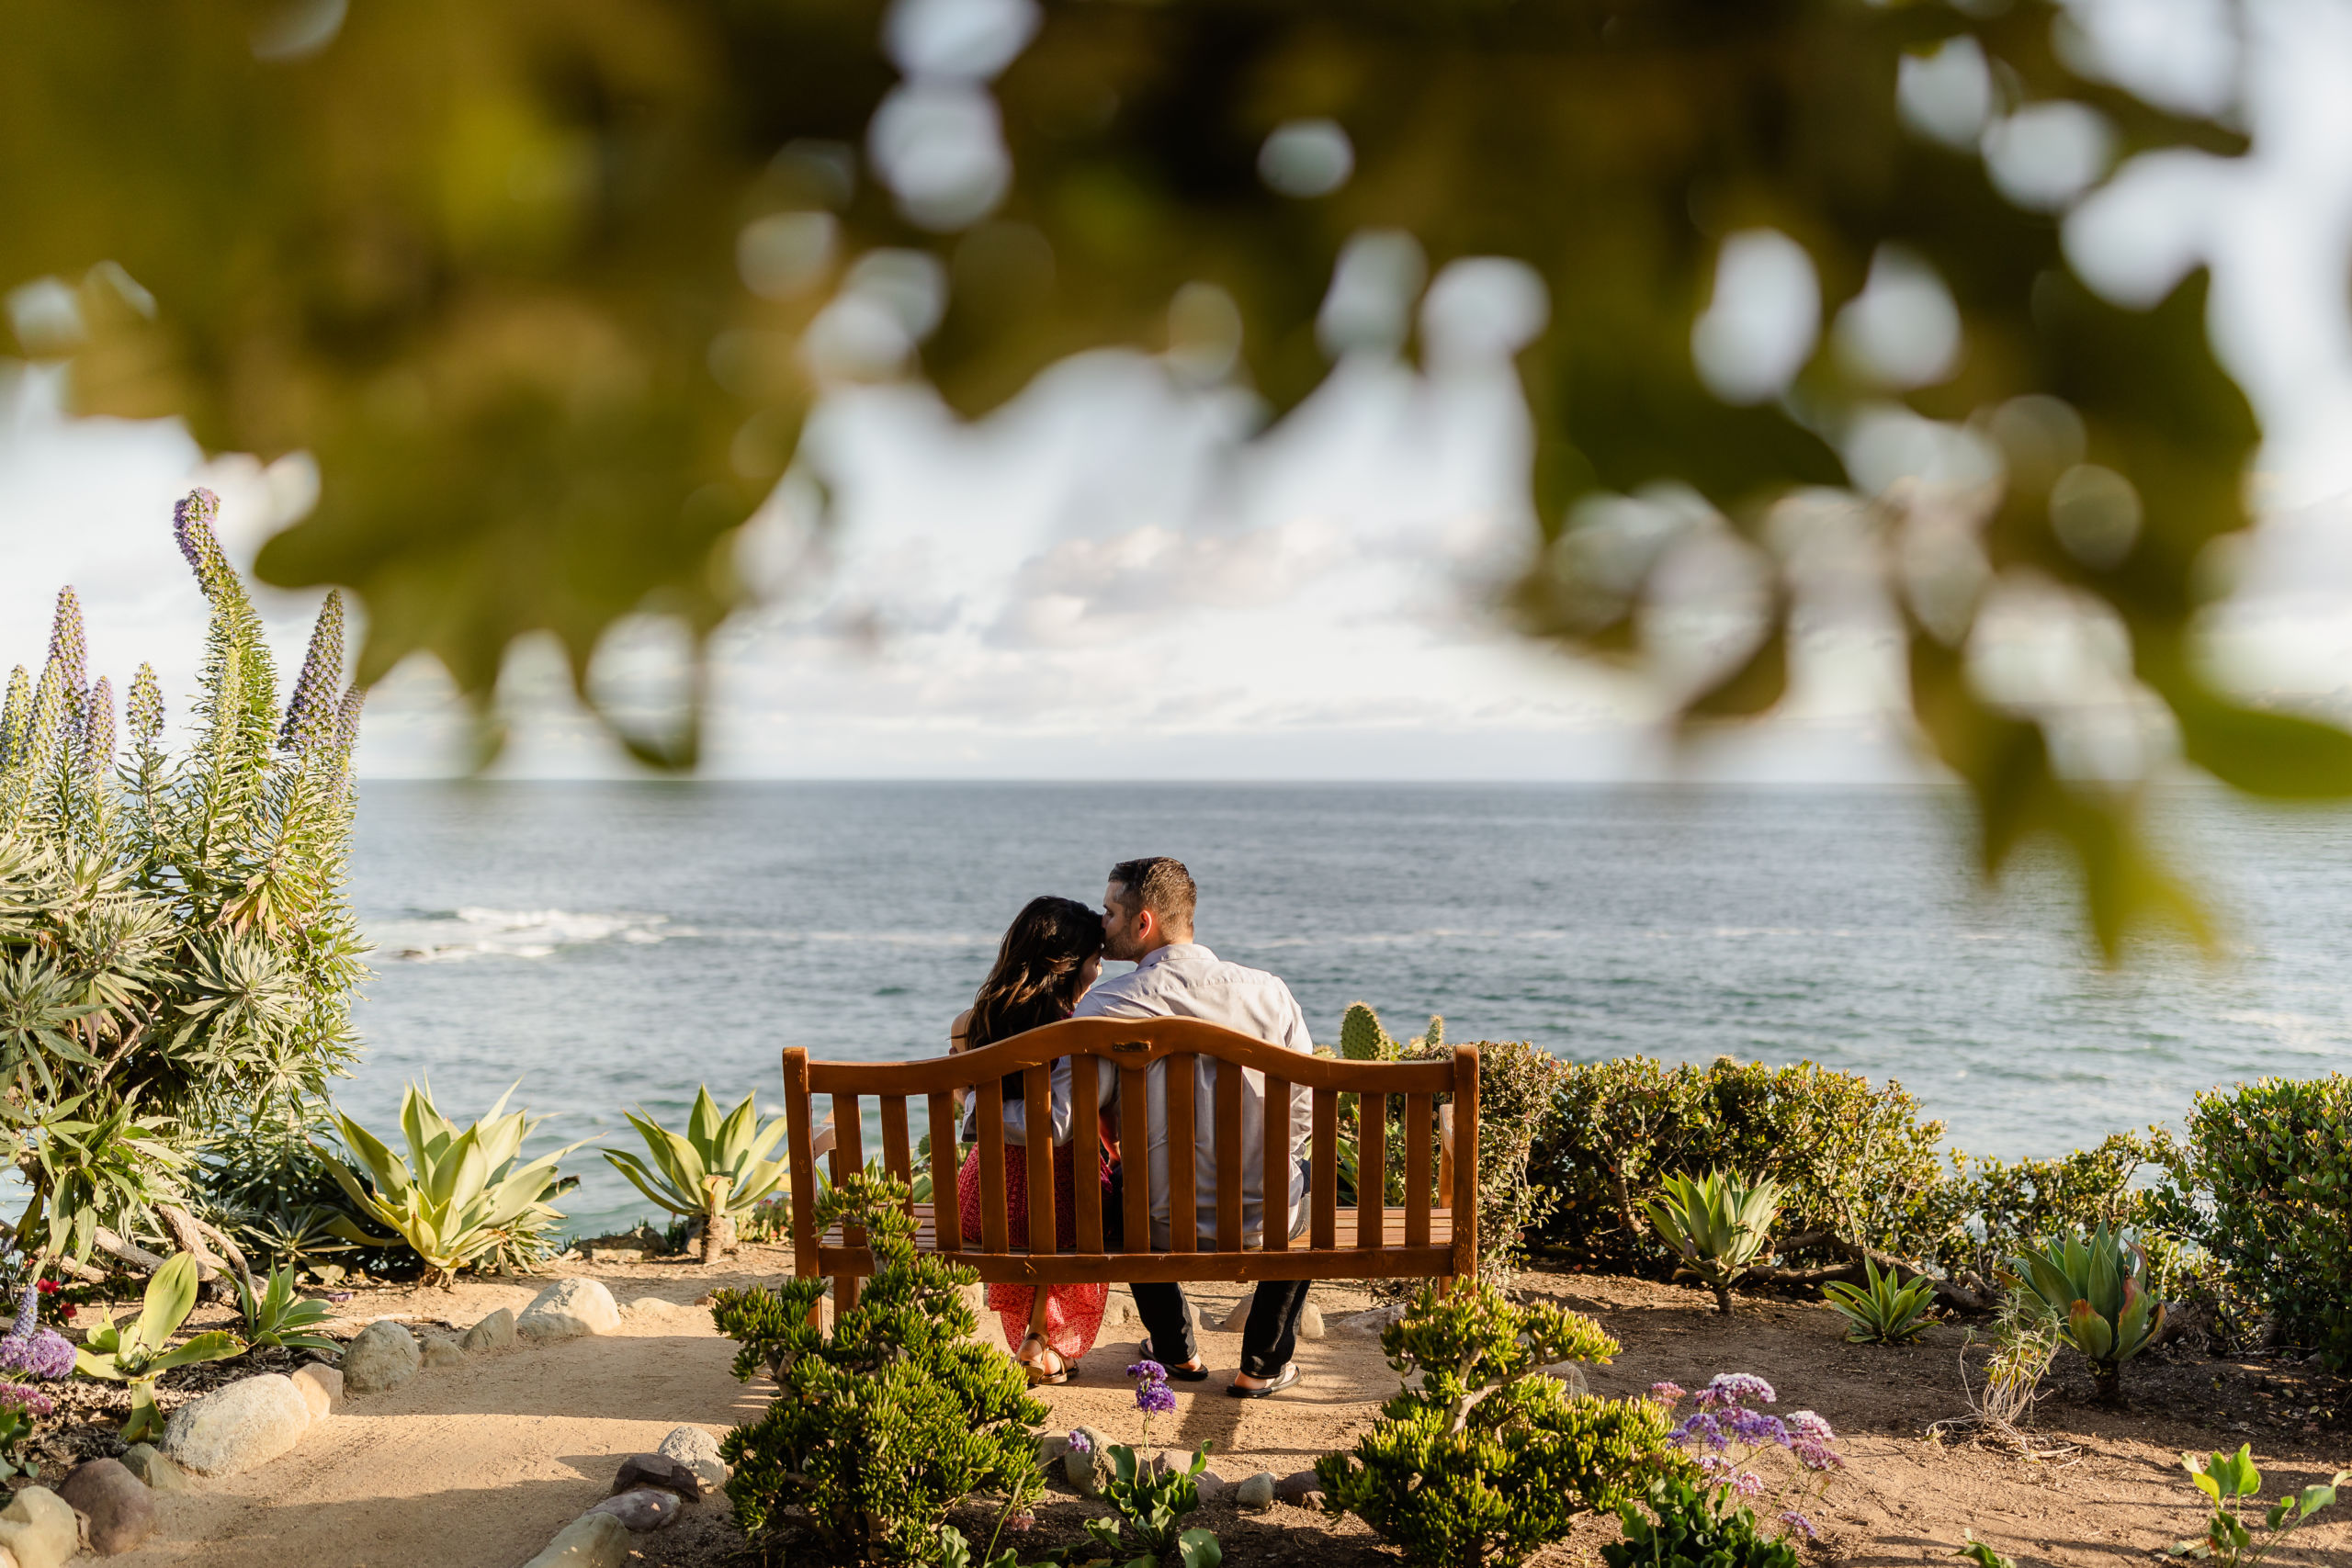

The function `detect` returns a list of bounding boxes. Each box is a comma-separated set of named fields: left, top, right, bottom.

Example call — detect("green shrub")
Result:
left=1316, top=1281, right=1682, bottom=1568
left=1601, top=1477, right=1801, bottom=1568
left=2173, top=1443, right=2350, bottom=1567
left=713, top=1170, right=1046, bottom=1563
left=1533, top=1057, right=1946, bottom=1272
left=2145, top=1076, right=2352, bottom=1368
left=1922, top=1133, right=2163, bottom=1283
left=1645, top=1169, right=1783, bottom=1314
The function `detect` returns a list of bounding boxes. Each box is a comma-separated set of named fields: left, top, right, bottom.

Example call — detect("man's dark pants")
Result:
left=1105, top=1168, right=1309, bottom=1379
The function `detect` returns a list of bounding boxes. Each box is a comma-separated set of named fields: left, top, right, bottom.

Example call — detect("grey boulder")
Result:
left=1275, top=1469, right=1322, bottom=1504
left=657, top=1425, right=728, bottom=1493
left=1235, top=1472, right=1276, bottom=1511
left=461, top=1306, right=517, bottom=1351
left=422, top=1334, right=466, bottom=1368
left=342, top=1319, right=422, bottom=1393
left=1064, top=1427, right=1110, bottom=1496
left=57, top=1458, right=157, bottom=1555
left=0, top=1486, right=81, bottom=1568
left=161, top=1372, right=311, bottom=1477
left=1193, top=1471, right=1229, bottom=1506
left=518, top=1278, right=621, bottom=1341
left=589, top=1487, right=687, bottom=1531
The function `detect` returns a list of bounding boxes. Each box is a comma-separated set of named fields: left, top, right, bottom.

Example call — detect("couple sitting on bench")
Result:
left=948, top=856, right=1312, bottom=1399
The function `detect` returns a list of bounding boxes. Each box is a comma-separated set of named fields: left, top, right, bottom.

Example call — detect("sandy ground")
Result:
left=74, top=1251, right=2352, bottom=1568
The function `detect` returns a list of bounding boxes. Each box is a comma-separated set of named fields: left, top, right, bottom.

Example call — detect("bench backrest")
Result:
left=780, top=1017, right=1479, bottom=1299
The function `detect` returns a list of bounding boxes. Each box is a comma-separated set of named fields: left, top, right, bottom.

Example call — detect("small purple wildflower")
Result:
left=1136, top=1381, right=1178, bottom=1417
left=0, top=1383, right=54, bottom=1418
left=1784, top=1410, right=1833, bottom=1442
left=1066, top=1430, right=1092, bottom=1455
left=1128, top=1359, right=1169, bottom=1384
left=1648, top=1381, right=1687, bottom=1404
left=1669, top=1412, right=1727, bottom=1450
left=1727, top=1409, right=1789, bottom=1448
left=1733, top=1471, right=1766, bottom=1498
left=1779, top=1511, right=1817, bottom=1540
left=1700, top=1372, right=1775, bottom=1409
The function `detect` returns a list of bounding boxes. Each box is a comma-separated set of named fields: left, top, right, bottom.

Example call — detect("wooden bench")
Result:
left=779, top=1017, right=1479, bottom=1308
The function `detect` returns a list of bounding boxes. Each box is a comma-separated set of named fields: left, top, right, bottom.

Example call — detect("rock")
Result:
left=290, top=1362, right=343, bottom=1421
left=342, top=1320, right=421, bottom=1393
left=587, top=1247, right=644, bottom=1264
left=161, top=1373, right=311, bottom=1477
left=612, top=1452, right=702, bottom=1502
left=657, top=1425, right=728, bottom=1494
left=57, top=1459, right=155, bottom=1555
left=588, top=1487, right=687, bottom=1531
left=460, top=1307, right=516, bottom=1352
left=1297, top=1303, right=1325, bottom=1340
left=1275, top=1469, right=1321, bottom=1504
left=1065, top=1427, right=1110, bottom=1496
left=1334, top=1303, right=1405, bottom=1338
left=519, top=1511, right=631, bottom=1568
left=1295, top=1489, right=1327, bottom=1511
left=624, top=1295, right=684, bottom=1317
left=422, top=1334, right=466, bottom=1369
left=1193, top=1472, right=1229, bottom=1506
left=1037, top=1433, right=1070, bottom=1468
left=118, top=1445, right=192, bottom=1494
left=1235, top=1472, right=1276, bottom=1511
left=1219, top=1297, right=1252, bottom=1332
left=518, top=1278, right=621, bottom=1341
left=0, top=1487, right=79, bottom=1568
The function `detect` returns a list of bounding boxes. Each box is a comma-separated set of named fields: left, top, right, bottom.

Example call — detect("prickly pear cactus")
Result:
left=1340, top=1003, right=1396, bottom=1063
left=1416, top=1016, right=1444, bottom=1053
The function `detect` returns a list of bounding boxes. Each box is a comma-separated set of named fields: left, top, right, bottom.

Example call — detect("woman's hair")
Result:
left=967, top=896, right=1104, bottom=1098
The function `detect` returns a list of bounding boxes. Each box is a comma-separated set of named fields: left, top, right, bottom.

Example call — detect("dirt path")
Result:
left=74, top=1256, right=2352, bottom=1568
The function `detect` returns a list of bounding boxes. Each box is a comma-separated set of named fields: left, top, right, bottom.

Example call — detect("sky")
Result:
left=5, top=0, right=2352, bottom=784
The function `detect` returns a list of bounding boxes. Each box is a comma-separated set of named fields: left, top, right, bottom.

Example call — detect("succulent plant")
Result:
left=1822, top=1258, right=1937, bottom=1345
left=1645, top=1168, right=1786, bottom=1314
left=74, top=1253, right=245, bottom=1440
left=603, top=1086, right=791, bottom=1264
left=2010, top=1224, right=2165, bottom=1404
left=1340, top=1002, right=1396, bottom=1063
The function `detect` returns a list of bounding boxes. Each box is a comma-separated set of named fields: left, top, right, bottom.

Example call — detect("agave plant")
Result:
left=236, top=1263, right=336, bottom=1353
left=318, top=1081, right=587, bottom=1287
left=1645, top=1168, right=1785, bottom=1314
left=605, top=1088, right=789, bottom=1264
left=74, top=1252, right=244, bottom=1440
left=1823, top=1258, right=1937, bottom=1345
left=2011, top=1224, right=2166, bottom=1404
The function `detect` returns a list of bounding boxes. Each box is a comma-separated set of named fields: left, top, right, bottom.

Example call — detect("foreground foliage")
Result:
left=319, top=1081, right=584, bottom=1287
left=2171, top=1444, right=2350, bottom=1568
left=1602, top=1476, right=1800, bottom=1568
left=6, top=2, right=2331, bottom=948
left=1823, top=1258, right=1937, bottom=1345
left=0, top=491, right=366, bottom=1281
left=1317, top=1282, right=1680, bottom=1568
left=713, top=1170, right=1046, bottom=1563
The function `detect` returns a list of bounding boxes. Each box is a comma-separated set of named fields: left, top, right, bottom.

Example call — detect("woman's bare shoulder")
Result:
left=949, top=1007, right=973, bottom=1049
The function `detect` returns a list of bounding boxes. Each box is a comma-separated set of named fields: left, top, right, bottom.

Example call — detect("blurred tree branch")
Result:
left=4, top=0, right=2340, bottom=950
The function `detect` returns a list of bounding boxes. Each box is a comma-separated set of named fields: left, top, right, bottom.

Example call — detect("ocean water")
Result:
left=342, top=781, right=2352, bottom=1239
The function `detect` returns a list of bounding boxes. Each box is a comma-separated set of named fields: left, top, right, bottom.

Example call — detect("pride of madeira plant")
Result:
left=711, top=1169, right=1047, bottom=1563
left=0, top=490, right=368, bottom=1286
left=1317, top=1282, right=1683, bottom=1568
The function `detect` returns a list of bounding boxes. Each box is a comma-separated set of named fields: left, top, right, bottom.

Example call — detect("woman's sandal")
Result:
left=1018, top=1334, right=1072, bottom=1386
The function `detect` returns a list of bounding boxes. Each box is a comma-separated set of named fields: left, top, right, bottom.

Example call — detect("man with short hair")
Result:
left=1075, top=855, right=1314, bottom=1397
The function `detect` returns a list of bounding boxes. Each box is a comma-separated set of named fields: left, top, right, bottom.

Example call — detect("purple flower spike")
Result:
left=82, top=676, right=114, bottom=778
left=1136, top=1381, right=1177, bottom=1417
left=45, top=588, right=86, bottom=704
left=174, top=489, right=222, bottom=574
left=279, top=590, right=345, bottom=751
left=1779, top=1510, right=1817, bottom=1540
left=127, top=663, right=164, bottom=746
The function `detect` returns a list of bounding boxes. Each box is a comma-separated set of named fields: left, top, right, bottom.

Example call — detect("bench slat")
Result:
left=834, top=1093, right=865, bottom=1309
left=815, top=1205, right=1449, bottom=1254
left=1310, top=1089, right=1337, bottom=1250
left=1405, top=1091, right=1432, bottom=1248
left=1166, top=1053, right=1197, bottom=1254
left=928, top=1092, right=960, bottom=1252
left=1119, top=1065, right=1149, bottom=1250
left=1215, top=1058, right=1243, bottom=1253
left=1453, top=1046, right=1480, bottom=1280
left=1358, top=1090, right=1385, bottom=1261
left=783, top=1048, right=821, bottom=1321
left=1023, top=1065, right=1055, bottom=1266
left=978, top=1078, right=1009, bottom=1257
left=1262, top=1075, right=1290, bottom=1253
left=881, top=1096, right=912, bottom=1214
left=1072, top=1055, right=1102, bottom=1253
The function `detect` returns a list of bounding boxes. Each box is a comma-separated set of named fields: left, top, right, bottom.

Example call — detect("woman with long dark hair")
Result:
left=949, top=895, right=1112, bottom=1384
